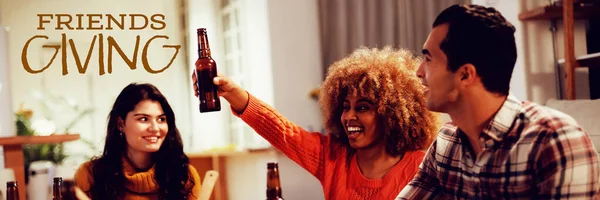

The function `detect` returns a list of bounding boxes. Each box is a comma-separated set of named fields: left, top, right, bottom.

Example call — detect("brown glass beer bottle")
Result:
left=195, top=28, right=221, bottom=113
left=266, top=162, right=284, bottom=200
left=52, top=177, right=63, bottom=200
left=6, top=181, right=19, bottom=200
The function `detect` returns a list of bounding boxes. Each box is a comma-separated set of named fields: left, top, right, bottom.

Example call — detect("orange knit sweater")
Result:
left=235, top=94, right=425, bottom=200
left=74, top=157, right=202, bottom=200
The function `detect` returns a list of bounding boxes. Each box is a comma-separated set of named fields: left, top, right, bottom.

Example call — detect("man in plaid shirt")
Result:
left=396, top=4, right=600, bottom=199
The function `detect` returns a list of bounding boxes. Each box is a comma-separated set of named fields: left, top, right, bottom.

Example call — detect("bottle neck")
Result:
left=266, top=188, right=283, bottom=199
left=266, top=169, right=282, bottom=198
left=7, top=183, right=19, bottom=200
left=198, top=33, right=211, bottom=58
left=53, top=180, right=62, bottom=198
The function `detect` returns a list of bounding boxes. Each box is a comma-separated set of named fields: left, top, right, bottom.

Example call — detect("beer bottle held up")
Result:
left=52, top=177, right=62, bottom=200
left=266, top=162, right=284, bottom=200
left=195, top=28, right=221, bottom=113
left=6, top=181, right=19, bottom=200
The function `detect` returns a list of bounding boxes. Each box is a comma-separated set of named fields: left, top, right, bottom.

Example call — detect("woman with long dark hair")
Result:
left=75, top=83, right=201, bottom=199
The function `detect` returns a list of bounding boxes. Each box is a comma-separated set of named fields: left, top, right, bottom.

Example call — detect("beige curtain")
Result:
left=318, top=0, right=470, bottom=76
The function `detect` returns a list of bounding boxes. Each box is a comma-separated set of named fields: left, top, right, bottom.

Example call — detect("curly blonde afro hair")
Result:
left=319, top=46, right=438, bottom=154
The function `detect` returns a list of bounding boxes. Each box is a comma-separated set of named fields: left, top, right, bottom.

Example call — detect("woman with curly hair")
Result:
left=194, top=47, right=438, bottom=200
left=75, top=83, right=202, bottom=199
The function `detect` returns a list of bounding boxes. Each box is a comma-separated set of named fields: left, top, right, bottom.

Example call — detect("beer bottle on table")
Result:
left=52, top=177, right=62, bottom=200
left=266, top=162, right=284, bottom=200
left=6, top=181, right=19, bottom=200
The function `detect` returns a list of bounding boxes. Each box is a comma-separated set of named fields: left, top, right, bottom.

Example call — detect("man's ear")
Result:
left=457, top=63, right=477, bottom=84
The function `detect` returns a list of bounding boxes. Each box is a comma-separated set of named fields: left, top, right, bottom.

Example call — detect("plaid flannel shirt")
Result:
left=396, top=95, right=600, bottom=199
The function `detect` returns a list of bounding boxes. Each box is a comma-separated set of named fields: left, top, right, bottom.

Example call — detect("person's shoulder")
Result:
left=187, top=164, right=201, bottom=181
left=439, top=122, right=459, bottom=137
left=522, top=101, right=582, bottom=133
left=407, top=150, right=426, bottom=159
left=518, top=101, right=592, bottom=152
left=432, top=122, right=460, bottom=148
left=187, top=164, right=203, bottom=199
left=396, top=151, right=428, bottom=181
left=75, top=160, right=94, bottom=178
left=74, top=160, right=95, bottom=192
left=405, top=150, right=426, bottom=165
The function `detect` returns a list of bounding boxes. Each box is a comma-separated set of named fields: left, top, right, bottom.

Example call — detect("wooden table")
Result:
left=0, top=134, right=80, bottom=200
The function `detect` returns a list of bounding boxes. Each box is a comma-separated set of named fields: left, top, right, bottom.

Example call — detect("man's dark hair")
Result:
left=433, top=4, right=517, bottom=95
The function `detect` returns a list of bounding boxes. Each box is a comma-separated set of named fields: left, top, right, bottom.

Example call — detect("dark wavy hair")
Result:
left=89, top=83, right=194, bottom=199
left=320, top=47, right=439, bottom=160
left=433, top=4, right=517, bottom=95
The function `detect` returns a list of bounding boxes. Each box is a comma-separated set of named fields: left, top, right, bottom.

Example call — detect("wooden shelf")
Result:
left=519, top=0, right=591, bottom=99
left=0, top=134, right=80, bottom=145
left=519, top=4, right=600, bottom=21
left=558, top=52, right=600, bottom=68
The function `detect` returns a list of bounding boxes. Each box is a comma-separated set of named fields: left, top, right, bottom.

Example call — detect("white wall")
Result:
left=0, top=6, right=16, bottom=168
left=267, top=1, right=324, bottom=198
left=186, top=0, right=231, bottom=153
left=224, top=0, right=325, bottom=199
left=185, top=0, right=278, bottom=152
left=235, top=0, right=275, bottom=149
left=224, top=150, right=278, bottom=200
left=267, top=0, right=323, bottom=132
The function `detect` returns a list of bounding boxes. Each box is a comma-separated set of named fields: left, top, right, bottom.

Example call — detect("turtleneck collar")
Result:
left=122, top=156, right=159, bottom=194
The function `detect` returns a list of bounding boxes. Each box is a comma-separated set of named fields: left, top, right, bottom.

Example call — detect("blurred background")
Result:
left=1, top=0, right=599, bottom=199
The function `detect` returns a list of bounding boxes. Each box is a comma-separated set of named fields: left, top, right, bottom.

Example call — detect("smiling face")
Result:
left=340, top=94, right=383, bottom=150
left=119, top=100, right=168, bottom=157
left=417, top=23, right=462, bottom=113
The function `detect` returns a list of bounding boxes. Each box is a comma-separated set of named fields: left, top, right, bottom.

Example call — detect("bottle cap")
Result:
left=267, top=162, right=278, bottom=169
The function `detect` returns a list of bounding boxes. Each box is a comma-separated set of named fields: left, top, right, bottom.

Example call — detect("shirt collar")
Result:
left=481, top=94, right=522, bottom=143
